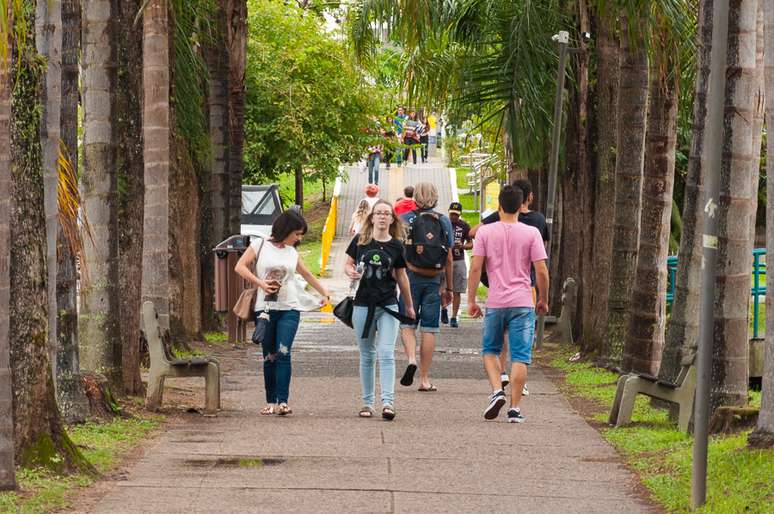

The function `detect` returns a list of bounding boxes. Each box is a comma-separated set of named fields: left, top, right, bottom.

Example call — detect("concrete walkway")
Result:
left=78, top=313, right=654, bottom=513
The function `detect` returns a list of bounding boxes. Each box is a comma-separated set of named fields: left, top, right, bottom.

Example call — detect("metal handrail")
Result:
left=666, top=248, right=766, bottom=336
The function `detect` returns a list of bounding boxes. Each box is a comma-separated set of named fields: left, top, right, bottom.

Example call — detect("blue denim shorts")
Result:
left=398, top=278, right=442, bottom=333
left=481, top=307, right=536, bottom=364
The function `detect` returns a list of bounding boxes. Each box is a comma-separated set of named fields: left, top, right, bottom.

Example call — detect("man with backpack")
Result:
left=398, top=182, right=454, bottom=392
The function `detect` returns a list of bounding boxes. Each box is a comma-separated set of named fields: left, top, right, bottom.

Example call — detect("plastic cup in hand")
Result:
left=264, top=279, right=281, bottom=302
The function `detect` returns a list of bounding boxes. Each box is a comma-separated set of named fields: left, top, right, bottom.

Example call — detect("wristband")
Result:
left=445, top=288, right=453, bottom=292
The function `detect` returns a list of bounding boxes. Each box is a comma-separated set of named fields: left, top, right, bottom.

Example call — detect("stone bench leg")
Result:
left=614, top=376, right=642, bottom=428
left=146, top=372, right=166, bottom=411
left=204, top=362, right=221, bottom=414
left=608, top=374, right=629, bottom=425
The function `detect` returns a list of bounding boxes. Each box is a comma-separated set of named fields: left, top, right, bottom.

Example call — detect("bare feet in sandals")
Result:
left=260, top=404, right=275, bottom=415
left=382, top=405, right=395, bottom=421
left=277, top=403, right=292, bottom=416
left=358, top=406, right=374, bottom=418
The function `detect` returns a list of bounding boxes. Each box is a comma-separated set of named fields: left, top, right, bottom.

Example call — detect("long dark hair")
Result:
left=271, top=210, right=308, bottom=244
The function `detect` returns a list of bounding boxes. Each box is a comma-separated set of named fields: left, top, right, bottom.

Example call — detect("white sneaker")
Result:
left=500, top=373, right=509, bottom=389
left=522, top=384, right=529, bottom=396
left=484, top=390, right=506, bottom=420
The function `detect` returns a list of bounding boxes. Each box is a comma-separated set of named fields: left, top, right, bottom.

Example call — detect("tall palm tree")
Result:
left=623, top=21, right=679, bottom=375
left=227, top=0, right=246, bottom=233
left=10, top=0, right=88, bottom=471
left=583, top=7, right=618, bottom=356
left=0, top=5, right=16, bottom=489
left=80, top=0, right=123, bottom=392
left=36, top=0, right=62, bottom=385
left=56, top=0, right=89, bottom=421
left=142, top=0, right=171, bottom=335
left=116, top=0, right=145, bottom=395
left=709, top=0, right=760, bottom=414
left=660, top=0, right=711, bottom=382
left=604, top=16, right=650, bottom=367
left=749, top=0, right=774, bottom=448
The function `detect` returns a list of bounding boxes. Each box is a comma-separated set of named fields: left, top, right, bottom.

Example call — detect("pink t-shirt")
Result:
left=473, top=221, right=547, bottom=308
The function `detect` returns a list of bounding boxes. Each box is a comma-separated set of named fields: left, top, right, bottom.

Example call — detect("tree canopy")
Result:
left=244, top=0, right=384, bottom=185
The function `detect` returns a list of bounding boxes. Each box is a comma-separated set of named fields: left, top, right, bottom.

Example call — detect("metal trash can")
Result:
left=213, top=235, right=253, bottom=344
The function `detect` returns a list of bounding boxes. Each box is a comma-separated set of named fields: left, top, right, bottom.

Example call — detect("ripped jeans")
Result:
left=257, top=309, right=300, bottom=404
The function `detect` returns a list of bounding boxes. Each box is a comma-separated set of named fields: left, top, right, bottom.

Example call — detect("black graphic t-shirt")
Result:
left=451, top=219, right=471, bottom=261
left=345, top=237, right=407, bottom=307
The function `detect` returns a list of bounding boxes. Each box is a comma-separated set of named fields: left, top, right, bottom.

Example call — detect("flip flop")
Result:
left=417, top=384, right=437, bottom=392
left=400, top=363, right=418, bottom=386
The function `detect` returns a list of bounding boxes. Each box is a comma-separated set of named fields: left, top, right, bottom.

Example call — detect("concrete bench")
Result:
left=142, top=301, right=221, bottom=414
left=608, top=347, right=696, bottom=432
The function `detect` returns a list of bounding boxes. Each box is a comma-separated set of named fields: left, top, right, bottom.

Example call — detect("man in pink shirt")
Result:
left=467, top=185, right=549, bottom=423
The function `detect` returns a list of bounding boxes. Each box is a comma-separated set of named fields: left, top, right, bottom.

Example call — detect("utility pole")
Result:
left=692, top=0, right=729, bottom=509
left=538, top=30, right=586, bottom=348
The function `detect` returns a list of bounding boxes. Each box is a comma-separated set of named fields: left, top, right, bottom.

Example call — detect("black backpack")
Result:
left=405, top=210, right=449, bottom=277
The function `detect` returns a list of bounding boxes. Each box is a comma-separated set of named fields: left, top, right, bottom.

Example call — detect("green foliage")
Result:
left=244, top=0, right=383, bottom=187
left=0, top=416, right=160, bottom=514
left=204, top=331, right=228, bottom=345
left=542, top=345, right=774, bottom=513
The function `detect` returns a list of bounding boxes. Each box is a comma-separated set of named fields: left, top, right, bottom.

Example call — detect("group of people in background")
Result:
left=345, top=178, right=550, bottom=423
left=364, top=107, right=442, bottom=186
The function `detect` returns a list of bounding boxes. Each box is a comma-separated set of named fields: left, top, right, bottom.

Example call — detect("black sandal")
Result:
left=400, top=363, right=417, bottom=386
left=382, top=405, right=395, bottom=421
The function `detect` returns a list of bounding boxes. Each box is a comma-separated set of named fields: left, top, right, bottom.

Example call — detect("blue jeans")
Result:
left=399, top=274, right=442, bottom=333
left=352, top=305, right=400, bottom=406
left=367, top=154, right=380, bottom=184
left=257, top=309, right=300, bottom=404
left=481, top=307, right=536, bottom=364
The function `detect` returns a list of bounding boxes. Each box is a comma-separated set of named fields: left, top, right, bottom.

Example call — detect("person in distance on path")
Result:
left=439, top=202, right=472, bottom=328
left=467, top=185, right=549, bottom=423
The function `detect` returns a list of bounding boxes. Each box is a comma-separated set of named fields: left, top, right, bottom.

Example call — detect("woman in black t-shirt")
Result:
left=345, top=200, right=415, bottom=421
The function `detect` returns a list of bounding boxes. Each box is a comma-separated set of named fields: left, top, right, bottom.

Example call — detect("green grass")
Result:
left=203, top=331, right=228, bottom=346
left=298, top=239, right=322, bottom=276
left=0, top=415, right=161, bottom=514
left=277, top=174, right=327, bottom=212
left=541, top=345, right=774, bottom=513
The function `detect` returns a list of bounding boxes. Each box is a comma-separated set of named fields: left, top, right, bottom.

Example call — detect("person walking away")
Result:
left=394, top=107, right=408, bottom=166
left=440, top=202, right=472, bottom=327
left=394, top=186, right=418, bottom=217
left=427, top=112, right=437, bottom=150
left=467, top=185, right=549, bottom=422
left=345, top=200, right=415, bottom=420
left=398, top=183, right=454, bottom=391
left=349, top=199, right=371, bottom=235
left=436, top=114, right=443, bottom=148
left=402, top=111, right=421, bottom=165
left=366, top=141, right=382, bottom=185
left=235, top=211, right=331, bottom=416
left=418, top=115, right=429, bottom=163
left=469, top=178, right=549, bottom=396
left=383, top=116, right=397, bottom=169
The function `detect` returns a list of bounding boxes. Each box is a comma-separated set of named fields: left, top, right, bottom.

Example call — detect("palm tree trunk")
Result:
left=227, top=0, right=247, bottom=234
left=10, top=2, right=89, bottom=471
left=748, top=0, right=774, bottom=448
left=623, top=37, right=678, bottom=375
left=36, top=0, right=62, bottom=388
left=116, top=0, right=145, bottom=395
left=142, top=0, right=171, bottom=334
left=660, top=0, right=712, bottom=383
left=80, top=0, right=123, bottom=393
left=0, top=6, right=17, bottom=489
left=604, top=21, right=649, bottom=367
left=710, top=0, right=759, bottom=414
left=584, top=9, right=618, bottom=356
left=56, top=0, right=88, bottom=422
left=749, top=2, right=764, bottom=247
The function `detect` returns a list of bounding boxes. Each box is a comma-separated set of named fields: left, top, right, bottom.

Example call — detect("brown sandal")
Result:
left=358, top=406, right=375, bottom=418
left=277, top=403, right=292, bottom=416
left=260, top=405, right=275, bottom=415
left=382, top=405, right=395, bottom=421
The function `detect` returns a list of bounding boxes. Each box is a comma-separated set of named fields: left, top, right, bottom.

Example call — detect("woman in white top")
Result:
left=349, top=199, right=371, bottom=235
left=235, top=211, right=330, bottom=416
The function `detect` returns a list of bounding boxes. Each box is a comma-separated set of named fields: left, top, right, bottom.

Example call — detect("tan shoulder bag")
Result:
left=232, top=237, right=265, bottom=320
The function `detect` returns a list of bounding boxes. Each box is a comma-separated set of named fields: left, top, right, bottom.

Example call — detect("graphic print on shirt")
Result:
left=263, top=267, right=287, bottom=302
left=359, top=247, right=394, bottom=282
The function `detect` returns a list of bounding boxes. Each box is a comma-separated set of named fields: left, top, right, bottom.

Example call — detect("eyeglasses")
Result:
left=373, top=212, right=393, bottom=217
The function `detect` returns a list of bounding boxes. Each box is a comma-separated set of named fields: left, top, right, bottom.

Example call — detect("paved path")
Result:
left=79, top=313, right=654, bottom=513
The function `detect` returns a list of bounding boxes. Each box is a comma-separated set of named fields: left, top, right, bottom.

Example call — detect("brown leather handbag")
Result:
left=232, top=237, right=265, bottom=321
